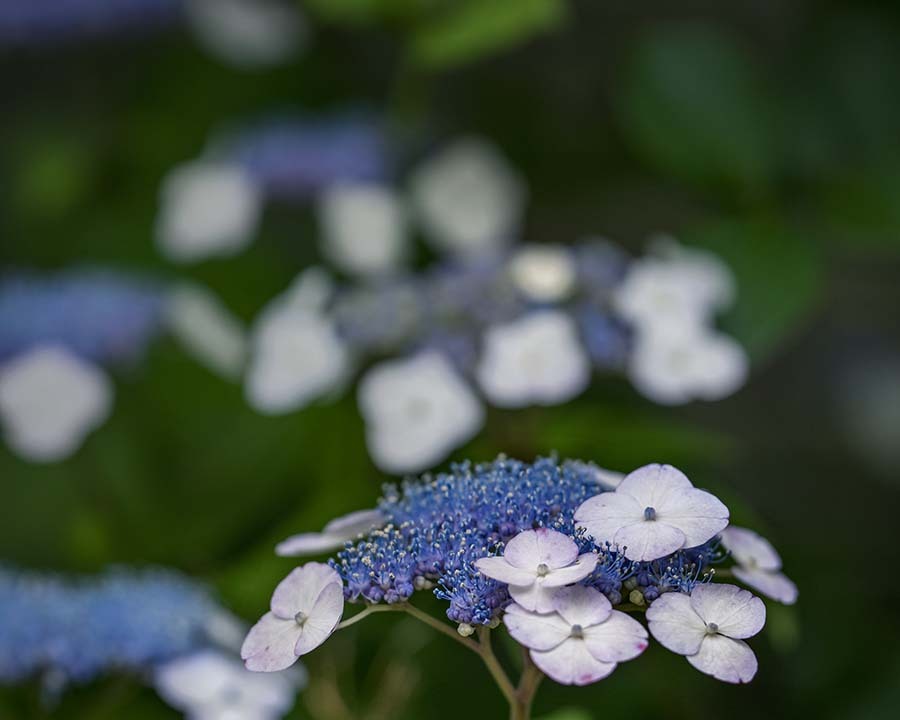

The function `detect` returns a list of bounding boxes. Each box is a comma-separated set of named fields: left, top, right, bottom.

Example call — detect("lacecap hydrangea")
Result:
left=244, top=458, right=797, bottom=718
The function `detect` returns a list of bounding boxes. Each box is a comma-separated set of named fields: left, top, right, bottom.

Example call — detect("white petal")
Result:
left=503, top=603, right=571, bottom=651
left=613, top=521, right=686, bottom=562
left=270, top=563, right=341, bottom=619
left=294, top=583, right=344, bottom=655
left=549, top=585, right=612, bottom=627
left=617, top=464, right=693, bottom=509
left=323, top=509, right=385, bottom=537
left=583, top=610, right=649, bottom=663
left=509, top=581, right=560, bottom=613
left=720, top=526, right=782, bottom=571
left=646, top=592, right=706, bottom=656
left=531, top=639, right=617, bottom=686
left=655, top=486, right=729, bottom=548
left=689, top=584, right=766, bottom=639
left=691, top=333, right=748, bottom=401
left=474, top=556, right=537, bottom=586
left=155, top=650, right=231, bottom=708
left=504, top=528, right=578, bottom=570
left=733, top=567, right=798, bottom=605
left=241, top=613, right=302, bottom=672
left=542, top=553, right=599, bottom=588
left=574, top=492, right=643, bottom=545
left=275, top=532, right=347, bottom=557
left=687, top=634, right=758, bottom=683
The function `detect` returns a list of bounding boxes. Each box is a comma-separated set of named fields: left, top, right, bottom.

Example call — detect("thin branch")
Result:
left=477, top=626, right=518, bottom=708
left=336, top=604, right=404, bottom=630
left=399, top=603, right=482, bottom=655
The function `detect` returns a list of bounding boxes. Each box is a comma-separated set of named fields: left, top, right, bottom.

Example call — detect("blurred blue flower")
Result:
left=0, top=269, right=165, bottom=366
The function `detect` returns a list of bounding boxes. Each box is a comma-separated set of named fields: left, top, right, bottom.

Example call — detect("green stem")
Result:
left=477, top=627, right=518, bottom=709
left=511, top=650, right=544, bottom=720
left=336, top=604, right=404, bottom=630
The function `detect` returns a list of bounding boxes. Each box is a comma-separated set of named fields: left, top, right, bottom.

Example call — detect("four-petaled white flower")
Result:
left=628, top=327, right=748, bottom=406
left=156, top=649, right=301, bottom=720
left=0, top=345, right=113, bottom=463
left=721, top=526, right=798, bottom=605
left=242, top=563, right=345, bottom=672
left=508, top=244, right=577, bottom=303
left=411, top=137, right=526, bottom=258
left=574, top=464, right=729, bottom=562
left=475, top=528, right=597, bottom=613
left=317, top=182, right=408, bottom=277
left=505, top=585, right=648, bottom=686
left=156, top=160, right=262, bottom=264
left=358, top=351, right=484, bottom=474
left=646, top=583, right=765, bottom=684
left=276, top=509, right=385, bottom=557
left=476, top=311, right=590, bottom=408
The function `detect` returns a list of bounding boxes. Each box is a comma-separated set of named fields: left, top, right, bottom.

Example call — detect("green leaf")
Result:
left=412, top=0, right=567, bottom=70
left=619, top=24, right=776, bottom=200
left=683, top=218, right=824, bottom=361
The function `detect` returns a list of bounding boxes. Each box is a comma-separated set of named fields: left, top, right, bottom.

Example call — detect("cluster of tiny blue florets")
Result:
left=0, top=567, right=220, bottom=689
left=332, top=457, right=725, bottom=624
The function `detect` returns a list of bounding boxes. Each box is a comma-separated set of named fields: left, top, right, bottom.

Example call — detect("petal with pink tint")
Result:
left=583, top=610, right=649, bottom=663
left=531, top=639, right=617, bottom=686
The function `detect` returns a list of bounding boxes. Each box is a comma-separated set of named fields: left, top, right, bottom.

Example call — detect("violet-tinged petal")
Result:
left=613, top=520, right=686, bottom=562
left=509, top=581, right=560, bottom=614
left=241, top=613, right=301, bottom=672
left=549, top=586, right=612, bottom=627
left=689, top=584, right=765, bottom=639
left=720, top=526, right=782, bottom=571
left=474, top=556, right=537, bottom=586
left=733, top=567, right=798, bottom=605
left=656, top=487, right=729, bottom=548
left=503, top=603, right=571, bottom=651
left=583, top=610, right=649, bottom=663
left=531, top=639, right=617, bottom=686
left=293, top=583, right=344, bottom=656
left=541, top=553, right=599, bottom=588
left=687, top=634, right=758, bottom=684
left=574, top=492, right=643, bottom=543
left=275, top=532, right=346, bottom=557
left=270, top=563, right=341, bottom=619
left=617, top=464, right=693, bottom=509
left=646, top=592, right=706, bottom=656
left=504, top=528, right=578, bottom=570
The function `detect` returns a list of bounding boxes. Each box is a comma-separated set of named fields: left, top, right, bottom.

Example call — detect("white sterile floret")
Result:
left=156, top=160, right=262, bottom=264
left=155, top=649, right=302, bottom=720
left=649, top=235, right=736, bottom=313
left=0, top=346, right=113, bottom=462
left=166, top=283, right=248, bottom=381
left=646, top=583, right=765, bottom=684
left=186, top=0, right=306, bottom=70
left=276, top=509, right=385, bottom=557
left=410, top=137, right=526, bottom=258
left=508, top=244, right=577, bottom=302
left=317, top=182, right=408, bottom=277
left=242, top=563, right=344, bottom=672
left=358, top=352, right=484, bottom=474
left=574, top=464, right=729, bottom=562
left=245, top=272, right=349, bottom=415
left=476, top=311, right=590, bottom=408
left=628, top=327, right=748, bottom=406
left=720, top=526, right=798, bottom=605
left=475, top=528, right=597, bottom=613
left=504, top=586, right=648, bottom=686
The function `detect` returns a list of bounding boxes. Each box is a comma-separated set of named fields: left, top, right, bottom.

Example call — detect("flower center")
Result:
left=536, top=563, right=551, bottom=577
left=705, top=622, right=719, bottom=635
left=570, top=624, right=584, bottom=639
left=295, top=611, right=309, bottom=627
left=643, top=506, right=657, bottom=521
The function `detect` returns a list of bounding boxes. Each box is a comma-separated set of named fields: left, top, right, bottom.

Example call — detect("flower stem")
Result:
left=336, top=604, right=404, bottom=630
left=476, top=627, right=518, bottom=710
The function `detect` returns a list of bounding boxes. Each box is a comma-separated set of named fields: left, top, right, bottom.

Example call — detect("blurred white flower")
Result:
left=646, top=583, right=765, bottom=684
left=575, top=464, right=729, bottom=562
left=0, top=346, right=113, bottom=462
left=317, top=182, right=408, bottom=277
left=411, top=137, right=526, bottom=258
left=156, top=160, right=262, bottom=264
left=276, top=508, right=385, bottom=557
left=155, top=649, right=301, bottom=720
left=720, top=526, right=798, bottom=605
left=166, top=283, right=247, bottom=381
left=477, top=311, right=590, bottom=407
left=509, top=243, right=577, bottom=302
left=358, top=351, right=484, bottom=474
left=650, top=235, right=736, bottom=313
left=628, top=327, right=748, bottom=405
left=186, top=0, right=306, bottom=70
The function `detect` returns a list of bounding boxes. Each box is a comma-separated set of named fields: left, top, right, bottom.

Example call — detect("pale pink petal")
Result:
left=531, top=639, right=617, bottom=686
left=613, top=520, right=686, bottom=561
left=574, top=492, right=643, bottom=544
left=294, top=583, right=344, bottom=656
left=504, top=528, right=578, bottom=570
left=541, top=553, right=599, bottom=588
left=733, top=567, right=798, bottom=605
left=270, top=563, right=341, bottom=619
left=549, top=585, right=612, bottom=627
left=687, top=634, right=758, bottom=683
left=241, top=613, right=301, bottom=672
left=275, top=532, right=346, bottom=557
left=617, top=464, right=693, bottom=509
left=720, top=526, right=782, bottom=571
left=689, top=584, right=765, bottom=639
left=646, top=592, right=706, bottom=656
left=503, top=603, right=571, bottom=651
left=656, top=487, right=729, bottom=548
left=474, top=556, right=537, bottom=586
left=509, top=581, right=559, bottom=613
left=583, top=610, right=649, bottom=663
